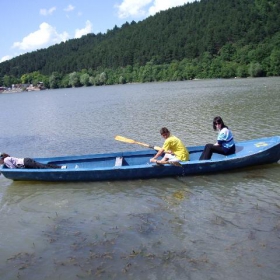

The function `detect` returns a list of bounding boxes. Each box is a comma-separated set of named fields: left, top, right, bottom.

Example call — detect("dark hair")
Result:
left=0, top=153, right=10, bottom=159
left=212, top=116, right=228, bottom=131
left=160, top=127, right=170, bottom=135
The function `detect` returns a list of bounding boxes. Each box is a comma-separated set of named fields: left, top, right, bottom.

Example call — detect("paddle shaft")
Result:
left=115, top=135, right=162, bottom=151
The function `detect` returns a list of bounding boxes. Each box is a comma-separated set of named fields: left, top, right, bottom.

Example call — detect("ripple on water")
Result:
left=0, top=78, right=280, bottom=279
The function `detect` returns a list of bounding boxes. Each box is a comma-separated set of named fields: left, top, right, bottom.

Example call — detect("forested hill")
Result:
left=1, top=0, right=280, bottom=88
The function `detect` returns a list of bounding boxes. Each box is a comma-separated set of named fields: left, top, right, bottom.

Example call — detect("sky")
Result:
left=0, top=0, right=196, bottom=63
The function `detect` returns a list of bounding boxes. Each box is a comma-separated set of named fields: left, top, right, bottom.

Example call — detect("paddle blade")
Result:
left=115, top=135, right=136, bottom=144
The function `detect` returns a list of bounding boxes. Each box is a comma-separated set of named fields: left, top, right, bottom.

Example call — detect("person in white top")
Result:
left=199, top=116, right=235, bottom=160
left=0, top=153, right=67, bottom=169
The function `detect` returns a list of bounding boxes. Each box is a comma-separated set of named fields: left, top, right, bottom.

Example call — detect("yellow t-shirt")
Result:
left=162, top=135, right=189, bottom=161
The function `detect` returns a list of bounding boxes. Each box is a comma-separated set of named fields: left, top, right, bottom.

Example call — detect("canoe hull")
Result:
left=1, top=136, right=279, bottom=182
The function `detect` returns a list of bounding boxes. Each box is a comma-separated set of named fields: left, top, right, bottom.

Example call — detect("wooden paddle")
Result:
left=115, top=135, right=162, bottom=151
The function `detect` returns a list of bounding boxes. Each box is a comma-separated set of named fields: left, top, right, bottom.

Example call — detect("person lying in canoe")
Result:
left=150, top=127, right=189, bottom=165
left=0, top=153, right=67, bottom=169
left=199, top=116, right=236, bottom=160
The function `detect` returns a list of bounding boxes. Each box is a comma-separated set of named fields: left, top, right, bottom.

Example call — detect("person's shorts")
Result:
left=165, top=154, right=179, bottom=162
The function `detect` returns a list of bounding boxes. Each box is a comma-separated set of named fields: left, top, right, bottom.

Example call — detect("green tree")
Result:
left=21, top=73, right=32, bottom=84
left=80, top=73, right=90, bottom=86
left=61, top=74, right=71, bottom=88
left=89, top=76, right=95, bottom=86
left=220, top=62, right=236, bottom=78
left=269, top=48, right=280, bottom=75
left=69, top=72, right=81, bottom=87
left=99, top=72, right=107, bottom=85
left=236, top=65, right=248, bottom=77
left=119, top=76, right=126, bottom=84
left=219, top=43, right=236, bottom=61
left=248, top=62, right=264, bottom=77
left=3, top=75, right=13, bottom=87
left=49, top=72, right=61, bottom=89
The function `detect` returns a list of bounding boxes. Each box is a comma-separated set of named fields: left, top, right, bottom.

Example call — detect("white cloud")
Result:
left=116, top=0, right=194, bottom=18
left=75, top=20, right=93, bottom=38
left=64, top=4, right=75, bottom=12
left=12, top=22, right=69, bottom=52
left=40, top=7, right=56, bottom=16
left=115, top=0, right=153, bottom=19
left=0, top=55, right=12, bottom=63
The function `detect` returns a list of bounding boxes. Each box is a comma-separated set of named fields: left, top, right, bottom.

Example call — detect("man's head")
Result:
left=160, top=127, right=170, bottom=139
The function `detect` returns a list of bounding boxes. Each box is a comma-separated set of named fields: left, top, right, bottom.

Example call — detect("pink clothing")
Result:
left=3, top=157, right=24, bottom=169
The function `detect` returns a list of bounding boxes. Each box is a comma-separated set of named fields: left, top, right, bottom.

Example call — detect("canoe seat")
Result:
left=115, top=157, right=123, bottom=166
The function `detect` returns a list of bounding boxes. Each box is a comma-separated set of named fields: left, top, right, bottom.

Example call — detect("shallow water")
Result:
left=0, top=77, right=280, bottom=279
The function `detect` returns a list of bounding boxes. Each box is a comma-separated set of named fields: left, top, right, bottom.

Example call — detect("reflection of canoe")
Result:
left=1, top=136, right=279, bottom=182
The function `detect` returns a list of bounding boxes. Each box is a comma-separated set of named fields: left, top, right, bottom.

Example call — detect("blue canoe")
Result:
left=1, top=136, right=279, bottom=182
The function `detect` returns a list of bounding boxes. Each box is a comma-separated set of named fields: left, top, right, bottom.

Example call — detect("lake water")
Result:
left=0, top=77, right=280, bottom=280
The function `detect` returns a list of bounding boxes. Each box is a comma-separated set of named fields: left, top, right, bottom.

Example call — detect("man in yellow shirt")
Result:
left=150, top=127, right=189, bottom=165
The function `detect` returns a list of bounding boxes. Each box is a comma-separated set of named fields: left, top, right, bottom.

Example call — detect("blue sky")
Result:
left=0, top=0, right=196, bottom=63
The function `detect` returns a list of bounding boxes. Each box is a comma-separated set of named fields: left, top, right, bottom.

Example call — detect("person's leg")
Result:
left=211, top=145, right=226, bottom=155
left=155, top=154, right=169, bottom=164
left=165, top=154, right=180, bottom=162
left=24, top=158, right=61, bottom=169
left=45, top=163, right=61, bottom=169
left=24, top=158, right=42, bottom=168
left=199, top=144, right=214, bottom=160
left=199, top=144, right=225, bottom=160
left=157, top=153, right=179, bottom=164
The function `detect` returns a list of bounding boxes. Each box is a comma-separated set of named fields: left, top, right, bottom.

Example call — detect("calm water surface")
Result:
left=0, top=77, right=280, bottom=280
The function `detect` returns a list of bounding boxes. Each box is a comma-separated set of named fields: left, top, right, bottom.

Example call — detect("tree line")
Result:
left=0, top=0, right=280, bottom=89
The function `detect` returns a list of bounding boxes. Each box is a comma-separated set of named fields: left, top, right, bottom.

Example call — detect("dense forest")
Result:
left=0, top=0, right=280, bottom=89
